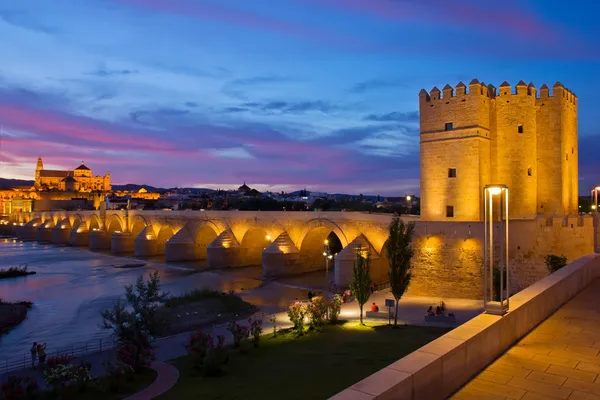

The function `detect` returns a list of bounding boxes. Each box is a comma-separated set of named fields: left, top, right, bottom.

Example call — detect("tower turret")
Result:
left=34, top=157, right=43, bottom=188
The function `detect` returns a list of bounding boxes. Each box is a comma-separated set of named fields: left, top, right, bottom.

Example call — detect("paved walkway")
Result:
left=124, top=361, right=179, bottom=400
left=451, top=278, right=600, bottom=400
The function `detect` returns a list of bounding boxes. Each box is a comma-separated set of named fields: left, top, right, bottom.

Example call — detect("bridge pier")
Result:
left=51, top=226, right=71, bottom=245
left=69, top=226, right=90, bottom=246
left=134, top=227, right=159, bottom=257
left=111, top=232, right=134, bottom=254
left=16, top=220, right=38, bottom=241
left=165, top=228, right=199, bottom=262
left=206, top=231, right=244, bottom=268
left=262, top=233, right=301, bottom=277
left=89, top=230, right=111, bottom=250
left=334, top=235, right=385, bottom=287
left=36, top=226, right=53, bottom=242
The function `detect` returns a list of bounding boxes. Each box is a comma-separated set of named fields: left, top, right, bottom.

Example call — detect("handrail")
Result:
left=0, top=336, right=117, bottom=375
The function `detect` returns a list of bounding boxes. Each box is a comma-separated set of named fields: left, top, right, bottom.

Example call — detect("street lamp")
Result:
left=323, top=239, right=333, bottom=291
left=483, top=184, right=509, bottom=316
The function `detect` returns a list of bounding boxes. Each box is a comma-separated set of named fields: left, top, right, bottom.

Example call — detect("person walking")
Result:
left=30, top=342, right=37, bottom=369
left=37, top=343, right=47, bottom=366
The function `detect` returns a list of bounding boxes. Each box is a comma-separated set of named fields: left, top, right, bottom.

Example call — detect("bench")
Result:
left=366, top=311, right=394, bottom=319
left=424, top=315, right=457, bottom=324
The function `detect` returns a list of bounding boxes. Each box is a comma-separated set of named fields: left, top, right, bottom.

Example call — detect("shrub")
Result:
left=117, top=343, right=155, bottom=371
left=45, top=355, right=73, bottom=369
left=287, top=301, right=307, bottom=335
left=72, top=363, right=93, bottom=392
left=269, top=315, right=277, bottom=338
left=545, top=255, right=568, bottom=274
left=227, top=321, right=249, bottom=348
left=185, top=330, right=211, bottom=369
left=328, top=294, right=342, bottom=322
left=101, top=360, right=134, bottom=393
left=306, top=296, right=327, bottom=329
left=204, top=335, right=228, bottom=376
left=0, top=376, right=39, bottom=400
left=249, top=318, right=263, bottom=347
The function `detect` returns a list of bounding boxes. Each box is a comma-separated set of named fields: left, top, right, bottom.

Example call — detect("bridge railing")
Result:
left=0, top=337, right=118, bottom=375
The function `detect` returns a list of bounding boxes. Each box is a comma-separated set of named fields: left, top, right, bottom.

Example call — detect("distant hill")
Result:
left=0, top=178, right=34, bottom=189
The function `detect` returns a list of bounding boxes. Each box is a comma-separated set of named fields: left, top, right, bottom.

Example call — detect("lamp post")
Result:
left=593, top=186, right=600, bottom=254
left=323, top=239, right=333, bottom=291
left=483, top=184, right=509, bottom=315
left=406, top=195, right=412, bottom=215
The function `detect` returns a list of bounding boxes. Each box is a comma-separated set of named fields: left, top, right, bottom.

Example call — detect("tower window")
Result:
left=448, top=168, right=457, bottom=178
left=518, top=124, right=524, bottom=133
left=572, top=147, right=574, bottom=154
left=566, top=154, right=568, bottom=161
left=446, top=206, right=454, bottom=218
left=445, top=122, right=453, bottom=131
left=527, top=167, right=532, bottom=176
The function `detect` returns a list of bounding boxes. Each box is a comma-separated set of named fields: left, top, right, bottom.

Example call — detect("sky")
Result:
left=0, top=0, right=599, bottom=196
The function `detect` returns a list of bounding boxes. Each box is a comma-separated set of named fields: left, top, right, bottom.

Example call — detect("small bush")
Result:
left=0, top=376, right=39, bottom=400
left=545, top=255, right=567, bottom=273
left=185, top=330, right=212, bottom=369
left=249, top=318, right=263, bottom=347
left=45, top=355, right=73, bottom=369
left=204, top=335, right=228, bottom=376
left=117, top=343, right=155, bottom=372
left=101, top=360, right=134, bottom=393
left=306, top=296, right=327, bottom=329
left=287, top=301, right=307, bottom=335
left=0, top=265, right=36, bottom=279
left=328, top=294, right=342, bottom=322
left=227, top=321, right=249, bottom=348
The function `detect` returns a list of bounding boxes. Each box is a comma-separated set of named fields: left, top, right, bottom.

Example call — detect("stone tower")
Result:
left=34, top=157, right=44, bottom=189
left=419, top=79, right=578, bottom=221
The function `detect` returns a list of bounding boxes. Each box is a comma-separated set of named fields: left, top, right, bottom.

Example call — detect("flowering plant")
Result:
left=204, top=335, right=228, bottom=376
left=43, top=363, right=90, bottom=393
left=185, top=330, right=212, bottom=369
left=328, top=294, right=343, bottom=322
left=45, top=355, right=73, bottom=369
left=0, top=376, right=39, bottom=400
left=227, top=321, right=249, bottom=347
left=249, top=318, right=263, bottom=347
left=287, top=301, right=307, bottom=335
left=307, top=296, right=328, bottom=329
left=117, top=342, right=155, bottom=371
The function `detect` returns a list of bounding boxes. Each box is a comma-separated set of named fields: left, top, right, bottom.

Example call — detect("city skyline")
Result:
left=1, top=0, right=599, bottom=196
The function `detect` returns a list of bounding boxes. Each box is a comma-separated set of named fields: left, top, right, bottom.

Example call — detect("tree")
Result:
left=100, top=270, right=170, bottom=370
left=386, top=217, right=415, bottom=326
left=349, top=247, right=371, bottom=325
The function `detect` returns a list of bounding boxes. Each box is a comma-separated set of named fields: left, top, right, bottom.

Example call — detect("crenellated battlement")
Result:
left=420, top=79, right=578, bottom=104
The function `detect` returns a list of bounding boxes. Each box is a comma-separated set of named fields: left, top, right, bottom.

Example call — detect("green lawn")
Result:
left=160, top=322, right=450, bottom=400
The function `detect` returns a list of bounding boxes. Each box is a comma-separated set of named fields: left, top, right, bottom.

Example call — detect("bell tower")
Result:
left=34, top=157, right=44, bottom=188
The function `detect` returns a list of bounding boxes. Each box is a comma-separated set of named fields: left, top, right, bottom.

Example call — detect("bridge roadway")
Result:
left=452, top=278, right=600, bottom=400
left=3, top=210, right=411, bottom=287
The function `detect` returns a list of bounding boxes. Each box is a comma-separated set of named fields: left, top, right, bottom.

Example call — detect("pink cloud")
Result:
left=303, top=0, right=560, bottom=42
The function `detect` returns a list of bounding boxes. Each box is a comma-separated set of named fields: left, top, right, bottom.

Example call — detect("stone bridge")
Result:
left=6, top=210, right=407, bottom=286
left=2, top=210, right=596, bottom=296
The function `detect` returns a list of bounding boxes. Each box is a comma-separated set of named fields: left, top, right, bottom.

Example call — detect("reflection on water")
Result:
left=0, top=240, right=266, bottom=358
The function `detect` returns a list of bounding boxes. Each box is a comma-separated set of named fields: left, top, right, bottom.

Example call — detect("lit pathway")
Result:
left=451, top=278, right=600, bottom=400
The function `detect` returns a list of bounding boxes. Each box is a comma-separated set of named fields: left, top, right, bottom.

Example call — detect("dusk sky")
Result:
left=0, top=0, right=599, bottom=195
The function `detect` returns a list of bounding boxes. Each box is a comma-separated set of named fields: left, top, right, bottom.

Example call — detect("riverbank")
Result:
left=0, top=301, right=32, bottom=334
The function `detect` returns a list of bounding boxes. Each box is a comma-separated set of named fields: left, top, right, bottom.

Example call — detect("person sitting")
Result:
left=435, top=306, right=442, bottom=316
left=426, top=306, right=434, bottom=316
left=371, top=302, right=379, bottom=312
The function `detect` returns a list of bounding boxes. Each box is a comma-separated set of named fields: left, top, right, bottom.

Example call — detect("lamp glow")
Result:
left=266, top=235, right=271, bottom=241
left=487, top=187, right=502, bottom=195
left=322, top=252, right=327, bottom=256
left=406, top=195, right=412, bottom=201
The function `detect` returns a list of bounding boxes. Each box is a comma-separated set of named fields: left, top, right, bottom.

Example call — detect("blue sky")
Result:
left=0, top=0, right=598, bottom=195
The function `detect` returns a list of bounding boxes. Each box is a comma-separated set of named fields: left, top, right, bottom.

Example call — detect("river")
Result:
left=0, top=239, right=327, bottom=360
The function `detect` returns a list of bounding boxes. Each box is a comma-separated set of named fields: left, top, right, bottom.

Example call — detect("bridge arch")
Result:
left=240, top=226, right=271, bottom=266
left=156, top=224, right=176, bottom=248
left=89, top=214, right=102, bottom=231
left=56, top=218, right=71, bottom=229
left=130, top=215, right=148, bottom=237
left=70, top=214, right=84, bottom=229
left=106, top=214, right=124, bottom=234
left=295, top=218, right=348, bottom=274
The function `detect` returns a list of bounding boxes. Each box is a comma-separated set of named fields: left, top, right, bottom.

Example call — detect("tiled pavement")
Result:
left=451, top=278, right=600, bottom=400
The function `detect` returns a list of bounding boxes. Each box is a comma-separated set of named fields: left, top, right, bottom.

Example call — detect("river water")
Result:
left=0, top=239, right=324, bottom=360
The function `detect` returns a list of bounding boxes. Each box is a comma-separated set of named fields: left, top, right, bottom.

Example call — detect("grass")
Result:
left=0, top=265, right=36, bottom=279
left=36, top=369, right=157, bottom=400
left=159, top=322, right=450, bottom=400
left=165, top=288, right=256, bottom=314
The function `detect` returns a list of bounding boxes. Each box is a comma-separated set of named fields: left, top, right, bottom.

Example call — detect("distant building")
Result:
left=238, top=182, right=252, bottom=195
left=34, top=157, right=111, bottom=192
